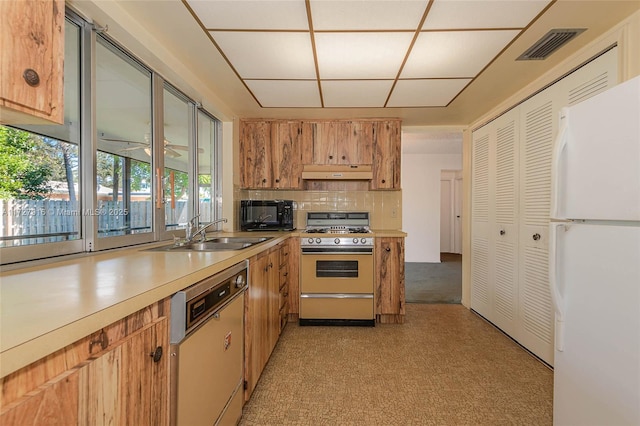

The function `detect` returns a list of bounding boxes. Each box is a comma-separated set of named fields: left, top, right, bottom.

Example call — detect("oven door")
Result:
left=301, top=251, right=373, bottom=294
left=300, top=249, right=374, bottom=322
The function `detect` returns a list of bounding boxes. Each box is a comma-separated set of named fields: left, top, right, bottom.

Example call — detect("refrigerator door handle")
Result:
left=549, top=222, right=566, bottom=351
left=550, top=108, right=570, bottom=219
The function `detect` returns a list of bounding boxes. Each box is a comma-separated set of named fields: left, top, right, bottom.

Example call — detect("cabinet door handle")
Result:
left=499, top=229, right=506, bottom=236
left=385, top=247, right=391, bottom=252
left=329, top=155, right=333, bottom=159
left=381, top=179, right=386, bottom=184
left=532, top=233, right=541, bottom=241
left=23, top=68, right=40, bottom=87
left=150, top=346, right=163, bottom=363
left=275, top=178, right=280, bottom=183
left=341, top=156, right=346, bottom=160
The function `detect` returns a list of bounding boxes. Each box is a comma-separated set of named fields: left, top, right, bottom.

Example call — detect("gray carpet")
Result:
left=405, top=253, right=462, bottom=304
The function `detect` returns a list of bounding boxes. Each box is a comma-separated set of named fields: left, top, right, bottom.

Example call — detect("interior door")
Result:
left=440, top=179, right=452, bottom=253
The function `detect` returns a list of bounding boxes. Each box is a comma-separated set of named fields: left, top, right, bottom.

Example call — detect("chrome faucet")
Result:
left=185, top=216, right=228, bottom=243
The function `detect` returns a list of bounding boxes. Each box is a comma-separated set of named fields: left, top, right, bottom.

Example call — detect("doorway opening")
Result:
left=405, top=169, right=462, bottom=304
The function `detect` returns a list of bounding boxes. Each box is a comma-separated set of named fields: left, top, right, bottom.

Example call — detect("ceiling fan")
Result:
left=100, top=133, right=202, bottom=158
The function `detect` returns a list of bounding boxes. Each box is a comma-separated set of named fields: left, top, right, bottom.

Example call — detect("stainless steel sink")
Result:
left=145, top=236, right=272, bottom=252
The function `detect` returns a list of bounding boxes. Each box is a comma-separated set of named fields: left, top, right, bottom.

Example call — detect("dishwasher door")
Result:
left=172, top=292, right=244, bottom=426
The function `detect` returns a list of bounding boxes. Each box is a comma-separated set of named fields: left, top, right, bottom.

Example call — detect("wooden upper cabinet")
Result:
left=239, top=120, right=302, bottom=189
left=0, top=0, right=64, bottom=125
left=372, top=120, right=401, bottom=189
left=352, top=121, right=374, bottom=165
left=272, top=121, right=302, bottom=189
left=303, top=121, right=370, bottom=165
left=240, top=118, right=401, bottom=189
left=239, top=120, right=273, bottom=188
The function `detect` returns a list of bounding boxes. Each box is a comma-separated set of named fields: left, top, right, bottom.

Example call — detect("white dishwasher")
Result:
left=170, top=260, right=247, bottom=426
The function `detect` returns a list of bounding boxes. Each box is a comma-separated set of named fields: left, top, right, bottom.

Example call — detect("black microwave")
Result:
left=240, top=200, right=296, bottom=231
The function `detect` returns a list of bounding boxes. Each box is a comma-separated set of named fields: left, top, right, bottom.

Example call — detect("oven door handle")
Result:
left=300, top=293, right=374, bottom=299
left=301, top=249, right=373, bottom=255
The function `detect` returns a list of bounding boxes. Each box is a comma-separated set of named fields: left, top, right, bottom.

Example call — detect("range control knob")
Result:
left=234, top=274, right=245, bottom=288
left=334, top=238, right=340, bottom=244
left=315, top=238, right=321, bottom=244
left=361, top=238, right=367, bottom=244
left=353, top=238, right=359, bottom=244
left=308, top=238, right=314, bottom=244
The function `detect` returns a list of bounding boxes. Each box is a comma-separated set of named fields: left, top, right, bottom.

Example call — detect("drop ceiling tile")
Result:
left=210, top=31, right=316, bottom=79
left=245, top=80, right=321, bottom=107
left=423, top=0, right=551, bottom=29
left=387, top=79, right=471, bottom=107
left=186, top=0, right=309, bottom=30
left=322, top=80, right=394, bottom=107
left=402, top=30, right=520, bottom=78
left=310, top=0, right=429, bottom=30
left=315, top=32, right=414, bottom=79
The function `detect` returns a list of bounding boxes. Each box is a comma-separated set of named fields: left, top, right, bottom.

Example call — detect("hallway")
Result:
left=405, top=253, right=462, bottom=304
left=240, top=304, right=553, bottom=425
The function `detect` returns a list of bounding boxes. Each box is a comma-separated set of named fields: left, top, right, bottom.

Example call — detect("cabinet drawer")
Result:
left=279, top=283, right=289, bottom=309
left=279, top=244, right=290, bottom=266
left=279, top=301, right=288, bottom=332
left=279, top=264, right=289, bottom=289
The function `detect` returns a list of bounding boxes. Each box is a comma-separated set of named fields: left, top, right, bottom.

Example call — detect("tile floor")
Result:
left=240, top=304, right=553, bottom=425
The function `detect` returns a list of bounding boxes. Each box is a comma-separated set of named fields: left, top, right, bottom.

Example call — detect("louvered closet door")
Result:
left=515, top=47, right=618, bottom=366
left=517, top=88, right=559, bottom=366
left=471, top=124, right=493, bottom=320
left=491, top=110, right=520, bottom=336
left=562, top=46, right=618, bottom=107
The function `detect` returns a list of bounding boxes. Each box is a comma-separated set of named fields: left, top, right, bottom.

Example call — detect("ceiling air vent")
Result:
left=517, top=28, right=586, bottom=61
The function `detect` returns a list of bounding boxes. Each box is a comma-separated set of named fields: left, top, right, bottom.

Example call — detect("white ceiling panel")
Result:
left=187, top=0, right=309, bottom=30
left=315, top=32, right=414, bottom=79
left=310, top=0, right=429, bottom=30
left=210, top=31, right=316, bottom=79
left=245, top=80, right=322, bottom=107
left=321, top=80, right=394, bottom=107
left=402, top=30, right=520, bottom=78
left=387, top=79, right=471, bottom=107
left=167, top=0, right=635, bottom=114
left=422, top=0, right=551, bottom=30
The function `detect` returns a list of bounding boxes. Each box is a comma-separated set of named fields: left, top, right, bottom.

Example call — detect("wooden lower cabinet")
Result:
left=244, top=245, right=280, bottom=401
left=0, top=300, right=170, bottom=426
left=243, top=239, right=297, bottom=401
left=375, top=237, right=406, bottom=324
left=278, top=241, right=290, bottom=332
left=78, top=319, right=168, bottom=424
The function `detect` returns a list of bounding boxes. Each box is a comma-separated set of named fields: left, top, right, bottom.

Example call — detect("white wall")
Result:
left=402, top=131, right=462, bottom=263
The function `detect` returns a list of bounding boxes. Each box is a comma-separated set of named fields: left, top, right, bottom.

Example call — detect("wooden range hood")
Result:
left=301, top=164, right=373, bottom=180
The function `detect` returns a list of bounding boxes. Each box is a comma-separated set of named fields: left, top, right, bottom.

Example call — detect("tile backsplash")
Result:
left=235, top=189, right=402, bottom=230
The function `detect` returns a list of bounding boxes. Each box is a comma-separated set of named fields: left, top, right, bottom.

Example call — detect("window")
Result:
left=0, top=11, right=223, bottom=265
left=163, top=84, right=193, bottom=231
left=0, top=17, right=82, bottom=262
left=95, top=35, right=153, bottom=242
left=197, top=111, right=222, bottom=224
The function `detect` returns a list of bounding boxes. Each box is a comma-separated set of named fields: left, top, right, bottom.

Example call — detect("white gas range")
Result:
left=299, top=212, right=375, bottom=326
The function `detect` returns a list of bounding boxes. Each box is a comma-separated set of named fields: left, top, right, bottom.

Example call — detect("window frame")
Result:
left=0, top=10, right=224, bottom=266
left=90, top=32, right=156, bottom=252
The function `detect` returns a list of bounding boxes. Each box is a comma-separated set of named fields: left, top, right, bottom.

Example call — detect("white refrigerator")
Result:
left=549, top=75, right=640, bottom=425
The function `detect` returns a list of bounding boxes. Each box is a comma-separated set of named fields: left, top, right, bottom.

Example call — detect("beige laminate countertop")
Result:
left=0, top=232, right=289, bottom=378
left=0, top=229, right=406, bottom=378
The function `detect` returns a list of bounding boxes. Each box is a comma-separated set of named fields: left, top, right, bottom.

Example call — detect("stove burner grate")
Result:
left=304, top=226, right=371, bottom=234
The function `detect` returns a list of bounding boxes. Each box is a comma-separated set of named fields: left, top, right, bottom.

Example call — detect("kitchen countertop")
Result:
left=0, top=229, right=406, bottom=378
